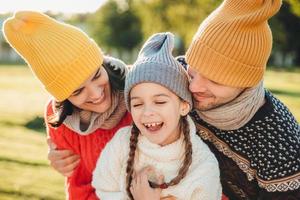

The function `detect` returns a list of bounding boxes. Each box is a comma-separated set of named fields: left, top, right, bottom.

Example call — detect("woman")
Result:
left=3, top=11, right=132, bottom=199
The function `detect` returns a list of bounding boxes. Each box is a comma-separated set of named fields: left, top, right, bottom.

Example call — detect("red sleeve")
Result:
left=44, top=100, right=99, bottom=200
left=221, top=194, right=229, bottom=200
left=68, top=167, right=99, bottom=200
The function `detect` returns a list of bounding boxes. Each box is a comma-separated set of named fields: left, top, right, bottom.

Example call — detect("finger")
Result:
left=48, top=149, right=77, bottom=161
left=60, top=159, right=80, bottom=177
left=60, top=154, right=80, bottom=167
left=140, top=168, right=149, bottom=181
left=136, top=170, right=142, bottom=186
left=140, top=166, right=152, bottom=174
left=157, top=175, right=165, bottom=184
left=133, top=170, right=139, bottom=185
left=140, top=170, right=151, bottom=188
left=51, top=154, right=80, bottom=168
left=63, top=171, right=74, bottom=177
left=154, top=175, right=165, bottom=192
left=145, top=165, right=155, bottom=172
left=52, top=157, right=80, bottom=175
left=47, top=138, right=57, bottom=150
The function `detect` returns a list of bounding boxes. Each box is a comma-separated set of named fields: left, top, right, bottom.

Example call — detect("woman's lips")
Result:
left=87, top=89, right=105, bottom=105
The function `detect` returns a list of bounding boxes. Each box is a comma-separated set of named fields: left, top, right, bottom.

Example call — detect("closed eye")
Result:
left=155, top=101, right=166, bottom=105
left=92, top=69, right=101, bottom=81
left=131, top=102, right=143, bottom=107
left=71, top=88, right=84, bottom=96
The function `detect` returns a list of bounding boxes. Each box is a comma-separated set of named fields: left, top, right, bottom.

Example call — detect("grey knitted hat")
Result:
left=125, top=32, right=192, bottom=111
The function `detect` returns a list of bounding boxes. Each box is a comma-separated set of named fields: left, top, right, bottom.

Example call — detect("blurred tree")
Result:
left=88, top=0, right=143, bottom=62
left=67, top=13, right=89, bottom=24
left=270, top=1, right=300, bottom=67
left=132, top=0, right=221, bottom=55
left=287, top=0, right=300, bottom=16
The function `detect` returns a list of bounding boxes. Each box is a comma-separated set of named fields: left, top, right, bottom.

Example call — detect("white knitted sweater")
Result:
left=92, top=116, right=221, bottom=200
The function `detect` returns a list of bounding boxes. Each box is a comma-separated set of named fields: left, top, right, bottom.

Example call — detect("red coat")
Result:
left=45, top=100, right=132, bottom=200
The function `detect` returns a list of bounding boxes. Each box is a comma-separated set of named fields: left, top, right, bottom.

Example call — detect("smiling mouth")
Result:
left=143, top=122, right=163, bottom=132
left=91, top=97, right=104, bottom=104
left=193, top=94, right=213, bottom=101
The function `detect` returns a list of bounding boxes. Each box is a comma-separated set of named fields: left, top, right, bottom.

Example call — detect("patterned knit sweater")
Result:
left=191, top=91, right=300, bottom=200
left=45, top=100, right=132, bottom=200
left=177, top=56, right=300, bottom=200
left=92, top=116, right=222, bottom=200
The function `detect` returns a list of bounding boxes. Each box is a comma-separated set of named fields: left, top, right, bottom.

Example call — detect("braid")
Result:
left=149, top=116, right=193, bottom=189
left=168, top=116, right=192, bottom=186
left=126, top=123, right=139, bottom=200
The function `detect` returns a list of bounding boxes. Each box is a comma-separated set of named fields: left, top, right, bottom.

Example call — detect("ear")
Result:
left=180, top=101, right=190, bottom=116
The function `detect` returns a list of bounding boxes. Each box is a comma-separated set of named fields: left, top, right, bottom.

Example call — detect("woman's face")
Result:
left=68, top=67, right=112, bottom=113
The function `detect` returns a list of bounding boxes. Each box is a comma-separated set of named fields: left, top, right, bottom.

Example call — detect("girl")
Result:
left=92, top=32, right=221, bottom=200
left=3, top=11, right=132, bottom=199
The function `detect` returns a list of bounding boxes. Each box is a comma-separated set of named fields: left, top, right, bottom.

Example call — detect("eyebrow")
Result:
left=130, top=93, right=170, bottom=100
left=72, top=68, right=100, bottom=94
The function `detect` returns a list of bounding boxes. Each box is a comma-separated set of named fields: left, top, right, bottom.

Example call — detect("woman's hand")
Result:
left=47, top=138, right=80, bottom=177
left=130, top=166, right=163, bottom=200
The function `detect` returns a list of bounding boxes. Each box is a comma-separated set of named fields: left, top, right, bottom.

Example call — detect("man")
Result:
left=177, top=0, right=300, bottom=199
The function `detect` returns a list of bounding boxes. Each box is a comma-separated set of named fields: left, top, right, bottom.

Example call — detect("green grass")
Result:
left=0, top=125, right=65, bottom=200
left=0, top=66, right=65, bottom=200
left=0, top=65, right=299, bottom=200
left=264, top=69, right=300, bottom=120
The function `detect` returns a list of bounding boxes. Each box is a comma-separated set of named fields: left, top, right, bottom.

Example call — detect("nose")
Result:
left=142, top=104, right=155, bottom=117
left=189, top=73, right=208, bottom=93
left=87, top=84, right=103, bottom=101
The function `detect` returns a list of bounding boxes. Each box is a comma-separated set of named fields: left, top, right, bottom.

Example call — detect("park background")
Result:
left=0, top=0, right=299, bottom=199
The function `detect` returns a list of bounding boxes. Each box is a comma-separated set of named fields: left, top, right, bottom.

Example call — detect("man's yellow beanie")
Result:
left=186, top=0, right=282, bottom=88
left=2, top=11, right=103, bottom=101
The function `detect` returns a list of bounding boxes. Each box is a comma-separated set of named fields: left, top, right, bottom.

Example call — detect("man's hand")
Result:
left=47, top=138, right=80, bottom=177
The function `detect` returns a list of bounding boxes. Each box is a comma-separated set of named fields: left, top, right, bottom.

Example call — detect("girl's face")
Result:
left=68, top=67, right=112, bottom=113
left=130, top=82, right=190, bottom=146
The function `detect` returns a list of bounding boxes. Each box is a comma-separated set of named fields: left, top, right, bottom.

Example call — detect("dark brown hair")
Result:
left=125, top=116, right=192, bottom=199
left=47, top=59, right=126, bottom=127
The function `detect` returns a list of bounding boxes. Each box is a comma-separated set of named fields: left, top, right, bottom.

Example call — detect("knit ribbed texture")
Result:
left=125, top=32, right=192, bottom=110
left=186, top=0, right=282, bottom=87
left=2, top=11, right=103, bottom=101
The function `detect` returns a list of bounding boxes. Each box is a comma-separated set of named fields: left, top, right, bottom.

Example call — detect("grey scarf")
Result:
left=196, top=81, right=265, bottom=130
left=63, top=91, right=127, bottom=135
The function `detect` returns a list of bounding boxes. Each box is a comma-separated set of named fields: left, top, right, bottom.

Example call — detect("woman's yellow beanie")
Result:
left=186, top=0, right=282, bottom=88
left=2, top=11, right=103, bottom=101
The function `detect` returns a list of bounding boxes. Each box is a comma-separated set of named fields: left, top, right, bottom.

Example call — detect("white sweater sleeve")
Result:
left=92, top=127, right=131, bottom=200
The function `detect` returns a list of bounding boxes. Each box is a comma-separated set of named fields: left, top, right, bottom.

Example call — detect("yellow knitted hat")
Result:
left=186, top=0, right=282, bottom=87
left=3, top=11, right=103, bottom=101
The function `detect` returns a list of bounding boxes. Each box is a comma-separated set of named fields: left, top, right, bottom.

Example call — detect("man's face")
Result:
left=187, top=67, right=244, bottom=111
